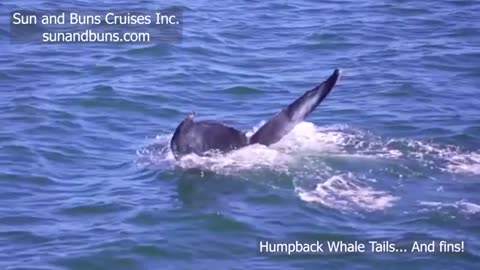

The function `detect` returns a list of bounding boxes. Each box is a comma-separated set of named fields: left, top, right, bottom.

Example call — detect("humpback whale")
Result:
left=170, top=69, right=340, bottom=160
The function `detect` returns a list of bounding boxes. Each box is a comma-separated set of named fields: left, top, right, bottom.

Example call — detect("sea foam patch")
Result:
left=296, top=173, right=399, bottom=212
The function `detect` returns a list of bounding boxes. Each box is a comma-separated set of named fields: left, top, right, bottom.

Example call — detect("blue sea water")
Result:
left=1, top=0, right=479, bottom=269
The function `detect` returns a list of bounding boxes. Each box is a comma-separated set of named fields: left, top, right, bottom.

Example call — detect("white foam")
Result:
left=398, top=140, right=480, bottom=174
left=135, top=134, right=175, bottom=167
left=419, top=200, right=480, bottom=215
left=296, top=173, right=399, bottom=211
left=446, top=152, right=480, bottom=175
left=269, top=122, right=341, bottom=153
left=176, top=144, right=293, bottom=174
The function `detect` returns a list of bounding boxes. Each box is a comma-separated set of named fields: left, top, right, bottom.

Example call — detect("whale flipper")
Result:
left=249, top=69, right=340, bottom=146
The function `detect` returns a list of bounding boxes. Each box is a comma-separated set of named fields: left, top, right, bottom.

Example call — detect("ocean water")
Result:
left=1, top=0, right=480, bottom=269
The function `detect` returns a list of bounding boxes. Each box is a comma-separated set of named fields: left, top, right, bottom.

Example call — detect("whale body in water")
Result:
left=170, top=69, right=340, bottom=160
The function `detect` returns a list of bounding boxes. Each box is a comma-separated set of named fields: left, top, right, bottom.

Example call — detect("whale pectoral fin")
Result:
left=249, top=69, right=340, bottom=146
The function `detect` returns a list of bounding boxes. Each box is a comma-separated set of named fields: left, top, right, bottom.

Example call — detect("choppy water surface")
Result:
left=1, top=0, right=479, bottom=269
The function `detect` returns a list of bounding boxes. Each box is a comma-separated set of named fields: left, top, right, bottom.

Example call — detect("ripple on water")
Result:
left=0, top=173, right=57, bottom=187
left=91, top=84, right=115, bottom=95
left=1, top=230, right=51, bottom=245
left=125, top=45, right=171, bottom=57
left=0, top=215, right=52, bottom=226
left=0, top=71, right=17, bottom=81
left=131, top=244, right=169, bottom=258
left=53, top=252, right=140, bottom=270
left=223, top=86, right=264, bottom=95
left=0, top=27, right=8, bottom=37
left=201, top=212, right=254, bottom=233
left=58, top=202, right=132, bottom=217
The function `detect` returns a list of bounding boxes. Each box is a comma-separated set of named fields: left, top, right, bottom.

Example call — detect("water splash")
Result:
left=137, top=121, right=480, bottom=212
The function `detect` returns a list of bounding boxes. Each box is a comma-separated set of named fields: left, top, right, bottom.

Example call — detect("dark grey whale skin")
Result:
left=170, top=69, right=340, bottom=160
